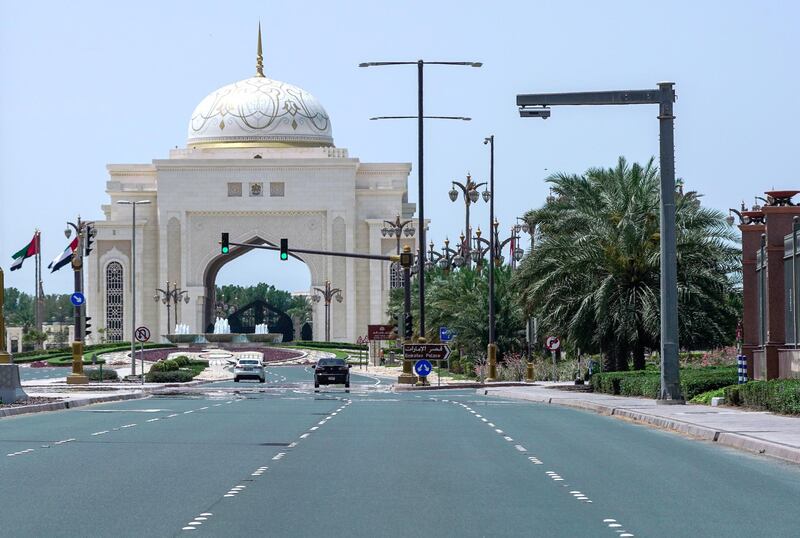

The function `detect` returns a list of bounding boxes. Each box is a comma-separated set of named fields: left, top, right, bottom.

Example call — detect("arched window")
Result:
left=106, top=262, right=124, bottom=342
left=389, top=262, right=403, bottom=289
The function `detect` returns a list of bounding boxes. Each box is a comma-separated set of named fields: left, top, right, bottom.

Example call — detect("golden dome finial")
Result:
left=256, top=22, right=265, bottom=77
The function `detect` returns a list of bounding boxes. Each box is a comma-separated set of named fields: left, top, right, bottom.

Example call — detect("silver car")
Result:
left=233, top=358, right=266, bottom=383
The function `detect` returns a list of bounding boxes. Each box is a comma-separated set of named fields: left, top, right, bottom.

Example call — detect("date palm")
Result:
left=513, top=157, right=739, bottom=371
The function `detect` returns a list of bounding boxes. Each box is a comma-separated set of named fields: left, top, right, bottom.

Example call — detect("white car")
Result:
left=233, top=358, right=266, bottom=383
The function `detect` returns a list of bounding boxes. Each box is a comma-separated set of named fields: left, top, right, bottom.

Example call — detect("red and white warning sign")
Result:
left=545, top=336, right=561, bottom=351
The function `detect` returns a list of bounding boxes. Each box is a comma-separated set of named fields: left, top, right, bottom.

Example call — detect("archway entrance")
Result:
left=203, top=237, right=311, bottom=340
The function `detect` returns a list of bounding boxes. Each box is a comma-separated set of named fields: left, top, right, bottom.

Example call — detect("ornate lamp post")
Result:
left=382, top=216, right=416, bottom=289
left=449, top=174, right=488, bottom=266
left=312, top=280, right=343, bottom=342
left=154, top=282, right=190, bottom=334
left=64, top=216, right=93, bottom=385
left=425, top=239, right=465, bottom=274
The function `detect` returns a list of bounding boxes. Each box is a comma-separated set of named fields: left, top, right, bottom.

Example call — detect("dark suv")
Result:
left=313, top=358, right=351, bottom=390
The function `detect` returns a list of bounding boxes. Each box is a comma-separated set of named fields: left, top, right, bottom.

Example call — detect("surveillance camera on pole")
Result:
left=518, top=106, right=551, bottom=119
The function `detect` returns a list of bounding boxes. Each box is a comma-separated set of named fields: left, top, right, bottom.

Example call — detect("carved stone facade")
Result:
left=85, top=146, right=414, bottom=343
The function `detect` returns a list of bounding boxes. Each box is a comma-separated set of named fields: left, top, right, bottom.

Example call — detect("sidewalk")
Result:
left=484, top=383, right=800, bottom=465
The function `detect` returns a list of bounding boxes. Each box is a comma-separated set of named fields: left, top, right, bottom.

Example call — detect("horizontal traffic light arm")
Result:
left=225, top=240, right=403, bottom=264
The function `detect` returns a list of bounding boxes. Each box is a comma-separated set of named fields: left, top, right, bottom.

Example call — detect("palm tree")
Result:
left=512, top=157, right=739, bottom=371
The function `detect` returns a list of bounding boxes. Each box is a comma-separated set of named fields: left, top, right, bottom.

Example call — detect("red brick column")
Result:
left=740, top=221, right=764, bottom=380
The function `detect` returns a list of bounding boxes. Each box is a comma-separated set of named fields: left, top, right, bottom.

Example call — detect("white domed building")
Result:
left=86, top=30, right=414, bottom=343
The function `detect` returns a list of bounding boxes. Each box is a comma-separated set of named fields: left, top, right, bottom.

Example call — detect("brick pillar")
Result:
left=762, top=205, right=800, bottom=379
left=740, top=220, right=764, bottom=380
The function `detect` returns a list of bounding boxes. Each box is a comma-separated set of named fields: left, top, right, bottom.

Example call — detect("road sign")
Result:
left=403, top=343, right=451, bottom=362
left=439, top=326, right=454, bottom=342
left=368, top=324, right=396, bottom=341
left=135, top=326, right=151, bottom=343
left=70, top=292, right=85, bottom=307
left=414, top=359, right=433, bottom=377
left=546, top=336, right=560, bottom=351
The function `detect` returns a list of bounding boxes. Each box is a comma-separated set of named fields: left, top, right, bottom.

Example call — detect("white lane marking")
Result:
left=331, top=412, right=338, bottom=416
left=603, top=520, right=617, bottom=523
left=287, top=442, right=297, bottom=448
left=317, top=421, right=326, bottom=425
left=514, top=445, right=527, bottom=452
left=147, top=418, right=160, bottom=422
left=488, top=423, right=495, bottom=427
left=182, top=527, right=196, bottom=530
left=200, top=513, right=212, bottom=516
left=310, top=426, right=318, bottom=431
left=504, top=436, right=514, bottom=442
left=91, top=430, right=109, bottom=436
left=184, top=410, right=194, bottom=414
left=609, top=524, right=622, bottom=528
left=120, top=424, right=136, bottom=428
left=299, top=433, right=310, bottom=439
left=54, top=438, right=76, bottom=444
left=199, top=406, right=209, bottom=410
left=475, top=414, right=482, bottom=418
left=272, top=452, right=286, bottom=460
left=167, top=413, right=179, bottom=418
left=481, top=418, right=488, bottom=422
left=620, top=534, right=634, bottom=537
left=194, top=517, right=208, bottom=521
left=223, top=494, right=235, bottom=498
left=213, top=403, right=222, bottom=407
left=495, top=429, right=504, bottom=434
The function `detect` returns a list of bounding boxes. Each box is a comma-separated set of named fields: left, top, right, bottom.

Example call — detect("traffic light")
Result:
left=221, top=233, right=229, bottom=254
left=83, top=314, right=92, bottom=339
left=84, top=224, right=96, bottom=257
left=280, top=238, right=288, bottom=260
left=404, top=312, right=413, bottom=339
left=399, top=251, right=413, bottom=268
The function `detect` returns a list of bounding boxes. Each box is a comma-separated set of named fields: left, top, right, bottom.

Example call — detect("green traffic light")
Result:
left=221, top=246, right=229, bottom=254
left=280, top=252, right=288, bottom=260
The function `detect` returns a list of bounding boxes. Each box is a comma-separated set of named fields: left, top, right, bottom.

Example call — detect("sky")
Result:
left=1, top=0, right=797, bottom=294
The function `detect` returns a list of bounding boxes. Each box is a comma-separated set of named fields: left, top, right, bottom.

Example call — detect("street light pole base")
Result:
left=398, top=358, right=418, bottom=384
left=485, top=343, right=498, bottom=382
left=66, top=341, right=88, bottom=385
left=415, top=376, right=429, bottom=386
left=525, top=362, right=534, bottom=383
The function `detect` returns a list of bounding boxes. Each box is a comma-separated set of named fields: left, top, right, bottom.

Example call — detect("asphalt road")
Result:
left=1, top=366, right=798, bottom=537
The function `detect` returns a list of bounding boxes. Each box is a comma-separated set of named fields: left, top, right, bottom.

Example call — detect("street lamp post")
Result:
left=517, top=82, right=684, bottom=402
left=449, top=174, right=487, bottom=266
left=312, top=280, right=343, bottom=342
left=382, top=216, right=416, bottom=289
left=117, top=200, right=150, bottom=377
left=360, top=59, right=480, bottom=340
left=154, top=281, right=190, bottom=335
left=482, top=136, right=499, bottom=381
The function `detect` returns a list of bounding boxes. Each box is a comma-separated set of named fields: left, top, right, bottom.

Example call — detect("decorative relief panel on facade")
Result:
left=270, top=182, right=285, bottom=197
left=106, top=262, right=124, bottom=342
left=227, top=182, right=242, bottom=197
left=249, top=182, right=263, bottom=197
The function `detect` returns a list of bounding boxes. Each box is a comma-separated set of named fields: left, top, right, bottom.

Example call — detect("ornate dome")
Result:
left=187, top=28, right=333, bottom=147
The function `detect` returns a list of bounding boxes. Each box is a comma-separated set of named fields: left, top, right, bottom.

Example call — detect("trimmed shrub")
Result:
left=172, top=355, right=191, bottom=367
left=145, top=370, right=195, bottom=383
left=85, top=368, right=119, bottom=381
left=592, top=367, right=737, bottom=400
left=149, top=359, right=180, bottom=372
left=723, top=380, right=800, bottom=415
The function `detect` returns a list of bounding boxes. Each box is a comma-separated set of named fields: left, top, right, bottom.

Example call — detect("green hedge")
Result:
left=15, top=342, right=174, bottom=364
left=592, top=367, right=737, bottom=400
left=724, top=380, right=800, bottom=415
left=286, top=341, right=367, bottom=351
left=46, top=354, right=106, bottom=367
left=145, top=370, right=195, bottom=383
left=85, top=368, right=119, bottom=381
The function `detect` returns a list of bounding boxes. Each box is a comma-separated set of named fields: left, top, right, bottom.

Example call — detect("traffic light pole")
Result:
left=66, top=216, right=88, bottom=385
left=398, top=245, right=417, bottom=384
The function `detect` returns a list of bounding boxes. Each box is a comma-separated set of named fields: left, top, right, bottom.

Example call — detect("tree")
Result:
left=387, top=265, right=525, bottom=360
left=512, top=157, right=740, bottom=371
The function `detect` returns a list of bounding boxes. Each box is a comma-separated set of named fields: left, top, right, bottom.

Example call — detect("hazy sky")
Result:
left=1, top=0, right=797, bottom=294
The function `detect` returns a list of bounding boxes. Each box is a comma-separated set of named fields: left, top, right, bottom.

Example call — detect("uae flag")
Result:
left=10, top=232, right=40, bottom=271
left=48, top=237, right=79, bottom=273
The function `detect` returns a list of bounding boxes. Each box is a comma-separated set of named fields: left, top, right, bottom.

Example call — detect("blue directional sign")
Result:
left=414, top=359, right=433, bottom=377
left=439, top=326, right=453, bottom=342
left=70, top=292, right=85, bottom=307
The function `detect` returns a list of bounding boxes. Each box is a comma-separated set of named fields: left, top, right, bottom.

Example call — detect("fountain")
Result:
left=248, top=322, right=283, bottom=343
left=206, top=317, right=235, bottom=343
left=165, top=323, right=198, bottom=346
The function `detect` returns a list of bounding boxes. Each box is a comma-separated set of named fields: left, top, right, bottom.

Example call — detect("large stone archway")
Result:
left=201, top=235, right=309, bottom=335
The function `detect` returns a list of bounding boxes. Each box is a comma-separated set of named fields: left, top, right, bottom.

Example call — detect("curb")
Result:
left=395, top=382, right=539, bottom=391
left=0, top=391, right=146, bottom=419
left=485, top=389, right=800, bottom=466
